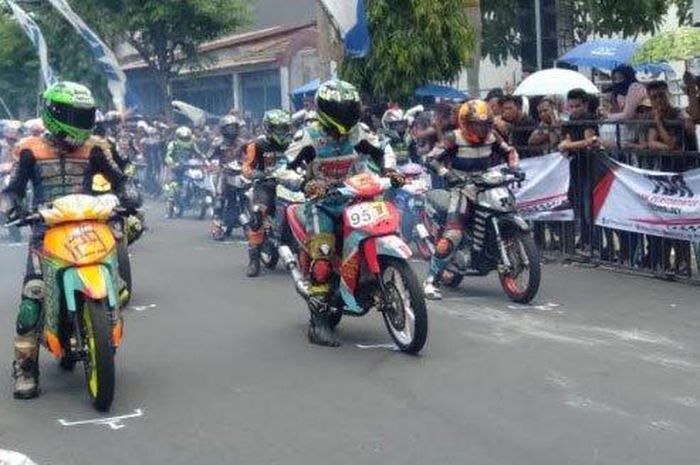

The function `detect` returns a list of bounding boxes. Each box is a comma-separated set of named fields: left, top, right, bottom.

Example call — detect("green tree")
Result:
left=90, top=0, right=250, bottom=119
left=0, top=12, right=40, bottom=118
left=482, top=0, right=692, bottom=66
left=341, top=0, right=475, bottom=102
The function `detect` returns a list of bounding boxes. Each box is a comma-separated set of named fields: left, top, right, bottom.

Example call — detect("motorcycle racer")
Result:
left=209, top=115, right=245, bottom=238
left=241, top=109, right=293, bottom=277
left=0, top=82, right=130, bottom=399
left=285, top=79, right=402, bottom=347
left=423, top=100, right=519, bottom=300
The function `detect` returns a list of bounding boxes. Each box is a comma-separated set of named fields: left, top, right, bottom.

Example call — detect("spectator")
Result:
left=647, top=80, right=695, bottom=151
left=485, top=88, right=504, bottom=117
left=528, top=97, right=561, bottom=150
left=559, top=88, right=599, bottom=253
left=606, top=64, right=647, bottom=123
left=495, top=95, right=536, bottom=149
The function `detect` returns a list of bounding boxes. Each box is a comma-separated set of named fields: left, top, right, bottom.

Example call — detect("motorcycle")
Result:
left=211, top=160, right=251, bottom=241
left=252, top=168, right=306, bottom=269
left=420, top=169, right=541, bottom=303
left=166, top=158, right=215, bottom=220
left=0, top=162, right=21, bottom=242
left=7, top=194, right=125, bottom=411
left=391, top=162, right=432, bottom=260
left=279, top=172, right=428, bottom=354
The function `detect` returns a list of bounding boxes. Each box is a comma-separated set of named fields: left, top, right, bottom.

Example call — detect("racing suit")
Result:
left=164, top=139, right=204, bottom=202
left=285, top=122, right=388, bottom=345
left=208, top=136, right=245, bottom=222
left=425, top=130, right=516, bottom=292
left=241, top=135, right=287, bottom=276
left=1, top=134, right=127, bottom=397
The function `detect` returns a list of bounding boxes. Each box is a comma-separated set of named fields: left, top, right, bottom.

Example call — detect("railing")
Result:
left=509, top=120, right=700, bottom=284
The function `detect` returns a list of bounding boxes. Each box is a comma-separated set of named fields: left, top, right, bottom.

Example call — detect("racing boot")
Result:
left=423, top=275, right=443, bottom=301
left=12, top=333, right=40, bottom=400
left=307, top=299, right=340, bottom=347
left=246, top=245, right=262, bottom=278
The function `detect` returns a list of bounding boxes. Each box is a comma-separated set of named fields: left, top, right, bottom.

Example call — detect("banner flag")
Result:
left=46, top=0, right=127, bottom=112
left=6, top=0, right=57, bottom=88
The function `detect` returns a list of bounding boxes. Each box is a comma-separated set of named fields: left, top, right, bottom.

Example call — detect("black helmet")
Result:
left=315, top=79, right=361, bottom=135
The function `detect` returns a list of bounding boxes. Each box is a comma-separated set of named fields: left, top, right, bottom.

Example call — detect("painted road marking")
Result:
left=128, top=303, right=158, bottom=312
left=58, top=408, right=143, bottom=430
left=356, top=343, right=399, bottom=351
left=0, top=449, right=38, bottom=465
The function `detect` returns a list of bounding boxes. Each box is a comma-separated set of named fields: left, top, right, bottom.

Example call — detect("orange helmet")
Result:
left=458, top=100, right=493, bottom=144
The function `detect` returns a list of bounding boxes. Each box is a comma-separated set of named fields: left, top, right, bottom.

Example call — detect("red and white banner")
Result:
left=500, top=152, right=573, bottom=221
left=594, top=157, right=700, bottom=241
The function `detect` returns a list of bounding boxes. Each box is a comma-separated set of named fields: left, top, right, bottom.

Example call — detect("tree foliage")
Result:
left=341, top=0, right=475, bottom=102
left=0, top=13, right=39, bottom=117
left=91, top=0, right=250, bottom=118
left=482, top=0, right=692, bottom=65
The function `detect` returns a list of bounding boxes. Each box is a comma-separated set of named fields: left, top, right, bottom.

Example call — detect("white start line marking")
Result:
left=355, top=343, right=399, bottom=351
left=58, top=408, right=144, bottom=430
left=0, top=449, right=38, bottom=465
left=129, top=304, right=157, bottom=312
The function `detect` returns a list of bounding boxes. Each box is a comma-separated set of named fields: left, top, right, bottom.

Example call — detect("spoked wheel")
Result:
left=379, top=257, right=428, bottom=354
left=498, top=232, right=541, bottom=304
left=79, top=299, right=115, bottom=412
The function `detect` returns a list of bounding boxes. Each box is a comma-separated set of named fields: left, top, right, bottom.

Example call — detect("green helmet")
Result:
left=263, top=109, right=292, bottom=148
left=315, top=79, right=361, bottom=136
left=41, top=81, right=96, bottom=144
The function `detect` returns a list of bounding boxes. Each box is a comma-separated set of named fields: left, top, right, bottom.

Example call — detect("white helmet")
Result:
left=175, top=126, right=192, bottom=141
left=23, top=118, right=44, bottom=137
left=381, top=108, right=407, bottom=132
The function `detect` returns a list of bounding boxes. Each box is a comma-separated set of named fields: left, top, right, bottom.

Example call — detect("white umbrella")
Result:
left=514, top=68, right=599, bottom=97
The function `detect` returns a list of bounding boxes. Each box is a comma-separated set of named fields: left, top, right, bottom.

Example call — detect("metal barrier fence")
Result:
left=510, top=120, right=700, bottom=284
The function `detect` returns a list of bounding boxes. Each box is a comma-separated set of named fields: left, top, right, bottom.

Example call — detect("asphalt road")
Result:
left=1, top=208, right=700, bottom=465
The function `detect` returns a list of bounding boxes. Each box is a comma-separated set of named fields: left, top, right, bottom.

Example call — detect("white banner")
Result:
left=46, top=0, right=127, bottom=112
left=6, top=0, right=57, bottom=88
left=498, top=152, right=573, bottom=221
left=594, top=157, right=700, bottom=241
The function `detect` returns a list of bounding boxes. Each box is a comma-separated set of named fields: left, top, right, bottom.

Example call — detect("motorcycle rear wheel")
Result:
left=80, top=299, right=115, bottom=412
left=379, top=257, right=428, bottom=354
left=498, top=232, right=541, bottom=304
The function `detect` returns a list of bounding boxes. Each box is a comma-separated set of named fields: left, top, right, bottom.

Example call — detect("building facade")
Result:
left=121, top=22, right=320, bottom=120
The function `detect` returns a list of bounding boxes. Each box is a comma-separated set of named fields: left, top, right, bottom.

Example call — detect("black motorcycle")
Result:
left=420, top=169, right=541, bottom=303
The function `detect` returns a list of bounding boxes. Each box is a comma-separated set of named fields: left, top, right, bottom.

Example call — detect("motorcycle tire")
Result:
left=80, top=299, right=115, bottom=412
left=117, top=240, right=132, bottom=306
left=198, top=205, right=208, bottom=221
left=379, top=256, right=428, bottom=355
left=498, top=232, right=541, bottom=304
left=328, top=309, right=343, bottom=330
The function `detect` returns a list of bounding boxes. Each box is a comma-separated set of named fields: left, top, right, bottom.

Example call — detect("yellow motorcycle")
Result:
left=11, top=194, right=124, bottom=411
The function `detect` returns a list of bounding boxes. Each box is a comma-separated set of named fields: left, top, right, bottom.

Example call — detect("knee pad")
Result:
left=435, top=230, right=463, bottom=259
left=247, top=229, right=264, bottom=246
left=16, top=298, right=41, bottom=335
left=310, top=259, right=332, bottom=285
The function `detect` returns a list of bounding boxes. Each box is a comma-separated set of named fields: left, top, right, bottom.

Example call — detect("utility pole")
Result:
left=694, top=0, right=700, bottom=25
left=534, top=0, right=543, bottom=69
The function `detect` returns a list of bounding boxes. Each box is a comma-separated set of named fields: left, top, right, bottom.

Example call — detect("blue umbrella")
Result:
left=290, top=79, right=320, bottom=110
left=559, top=39, right=672, bottom=74
left=414, top=84, right=468, bottom=101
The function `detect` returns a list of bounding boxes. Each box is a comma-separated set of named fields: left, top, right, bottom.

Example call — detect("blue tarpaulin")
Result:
left=320, top=0, right=370, bottom=57
left=414, top=84, right=468, bottom=101
left=290, top=79, right=320, bottom=110
left=558, top=39, right=672, bottom=75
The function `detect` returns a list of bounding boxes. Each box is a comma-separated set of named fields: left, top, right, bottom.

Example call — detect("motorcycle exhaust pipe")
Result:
left=279, top=245, right=311, bottom=301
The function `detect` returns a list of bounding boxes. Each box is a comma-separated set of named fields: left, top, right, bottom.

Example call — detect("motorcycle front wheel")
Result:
left=498, top=232, right=541, bottom=304
left=79, top=299, right=115, bottom=412
left=379, top=256, right=428, bottom=354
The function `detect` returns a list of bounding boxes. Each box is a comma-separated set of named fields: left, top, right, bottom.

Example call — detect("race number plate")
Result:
left=346, top=202, right=389, bottom=229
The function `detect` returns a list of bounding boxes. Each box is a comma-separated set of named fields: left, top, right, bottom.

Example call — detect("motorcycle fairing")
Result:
left=43, top=222, right=116, bottom=266
left=62, top=263, right=118, bottom=312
